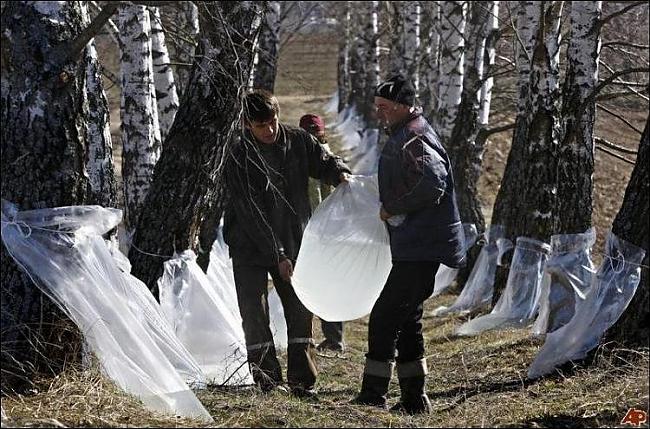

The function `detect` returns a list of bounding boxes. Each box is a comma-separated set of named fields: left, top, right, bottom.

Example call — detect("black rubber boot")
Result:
left=351, top=373, right=391, bottom=409
left=390, top=376, right=432, bottom=415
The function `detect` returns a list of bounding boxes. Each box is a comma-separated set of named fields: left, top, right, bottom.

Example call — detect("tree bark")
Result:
left=1, top=1, right=112, bottom=391
left=388, top=1, right=420, bottom=93
left=336, top=2, right=351, bottom=113
left=118, top=3, right=162, bottom=233
left=174, top=1, right=199, bottom=99
left=419, top=0, right=440, bottom=117
left=434, top=1, right=466, bottom=142
left=128, top=1, right=263, bottom=295
left=253, top=1, right=281, bottom=92
left=606, top=118, right=649, bottom=347
left=149, top=6, right=179, bottom=143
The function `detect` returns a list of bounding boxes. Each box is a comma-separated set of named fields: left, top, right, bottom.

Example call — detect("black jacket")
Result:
left=378, top=114, right=466, bottom=267
left=224, top=124, right=350, bottom=266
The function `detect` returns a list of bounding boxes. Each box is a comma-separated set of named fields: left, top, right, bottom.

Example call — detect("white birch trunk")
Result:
left=389, top=2, right=420, bottom=92
left=118, top=3, right=162, bottom=232
left=253, top=1, right=281, bottom=92
left=478, top=1, right=499, bottom=126
left=337, top=2, right=351, bottom=112
left=149, top=6, right=179, bottom=143
left=514, top=2, right=541, bottom=116
left=419, top=1, right=440, bottom=118
left=436, top=1, right=466, bottom=143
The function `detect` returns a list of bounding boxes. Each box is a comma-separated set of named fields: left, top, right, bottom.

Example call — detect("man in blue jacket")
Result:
left=353, top=75, right=465, bottom=414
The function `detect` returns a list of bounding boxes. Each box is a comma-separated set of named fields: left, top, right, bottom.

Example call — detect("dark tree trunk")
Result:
left=253, top=1, right=281, bottom=92
left=1, top=2, right=112, bottom=391
left=606, top=118, right=649, bottom=347
left=128, top=2, right=263, bottom=295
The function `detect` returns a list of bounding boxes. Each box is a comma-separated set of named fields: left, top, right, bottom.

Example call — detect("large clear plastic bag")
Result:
left=430, top=223, right=479, bottom=298
left=433, top=225, right=512, bottom=316
left=0, top=202, right=212, bottom=422
left=158, top=250, right=253, bottom=386
left=528, top=232, right=646, bottom=379
left=456, top=236, right=551, bottom=336
left=532, top=228, right=596, bottom=335
left=292, top=175, right=392, bottom=322
left=206, top=226, right=242, bottom=321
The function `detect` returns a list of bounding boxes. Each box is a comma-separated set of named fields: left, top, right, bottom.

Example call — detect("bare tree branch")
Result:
left=89, top=1, right=120, bottom=44
left=596, top=144, right=636, bottom=165
left=597, top=103, right=646, bottom=135
left=599, top=1, right=648, bottom=28
left=595, top=136, right=639, bottom=155
left=600, top=61, right=650, bottom=102
left=602, top=41, right=650, bottom=50
left=597, top=89, right=650, bottom=101
left=64, top=1, right=120, bottom=63
left=581, top=66, right=650, bottom=109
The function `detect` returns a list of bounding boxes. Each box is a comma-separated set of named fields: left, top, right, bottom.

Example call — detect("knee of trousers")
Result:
left=396, top=358, right=428, bottom=378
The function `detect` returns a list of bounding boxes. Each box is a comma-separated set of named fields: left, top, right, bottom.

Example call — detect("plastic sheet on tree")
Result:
left=158, top=250, right=253, bottom=386
left=352, top=129, right=381, bottom=176
left=432, top=225, right=512, bottom=316
left=324, top=91, right=338, bottom=114
left=456, top=236, right=551, bottom=336
left=0, top=202, right=213, bottom=423
left=268, top=287, right=288, bottom=350
left=206, top=226, right=241, bottom=321
left=292, top=175, right=392, bottom=322
left=105, top=243, right=206, bottom=386
left=532, top=228, right=596, bottom=335
left=430, top=223, right=479, bottom=298
left=528, top=232, right=646, bottom=379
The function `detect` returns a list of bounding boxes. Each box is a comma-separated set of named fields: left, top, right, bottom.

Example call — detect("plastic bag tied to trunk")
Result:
left=456, top=236, right=551, bottom=336
left=532, top=228, right=596, bottom=335
left=292, top=175, right=392, bottom=322
left=0, top=201, right=212, bottom=423
left=431, top=223, right=479, bottom=298
left=433, top=224, right=512, bottom=316
left=528, top=232, right=646, bottom=379
left=158, top=250, right=253, bottom=386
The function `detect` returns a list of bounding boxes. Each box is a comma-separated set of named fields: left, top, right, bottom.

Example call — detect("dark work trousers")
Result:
left=366, top=261, right=440, bottom=364
left=232, top=261, right=317, bottom=390
left=320, top=320, right=344, bottom=345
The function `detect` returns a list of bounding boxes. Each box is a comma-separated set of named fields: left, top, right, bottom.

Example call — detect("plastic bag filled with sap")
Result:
left=292, top=175, right=392, bottom=322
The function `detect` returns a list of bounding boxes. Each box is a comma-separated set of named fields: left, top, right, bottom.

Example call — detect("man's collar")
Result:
left=387, top=108, right=423, bottom=136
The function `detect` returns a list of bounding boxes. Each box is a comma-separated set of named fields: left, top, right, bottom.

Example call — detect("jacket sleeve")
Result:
left=382, top=136, right=449, bottom=215
left=225, top=151, right=287, bottom=263
left=304, top=134, right=351, bottom=186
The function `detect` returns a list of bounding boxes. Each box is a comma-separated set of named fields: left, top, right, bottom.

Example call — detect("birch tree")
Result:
left=174, top=1, right=199, bottom=98
left=1, top=1, right=117, bottom=391
left=419, top=1, right=440, bottom=116
left=336, top=2, right=351, bottom=113
left=118, top=3, right=162, bottom=233
left=149, top=6, right=179, bottom=143
left=606, top=118, right=649, bottom=347
left=388, top=1, right=420, bottom=93
left=435, top=1, right=466, bottom=142
left=128, top=1, right=264, bottom=293
left=253, top=1, right=281, bottom=92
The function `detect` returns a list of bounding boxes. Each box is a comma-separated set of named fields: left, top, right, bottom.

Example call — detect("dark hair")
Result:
left=243, top=89, right=280, bottom=123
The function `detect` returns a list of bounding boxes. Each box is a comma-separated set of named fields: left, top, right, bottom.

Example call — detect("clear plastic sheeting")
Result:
left=0, top=202, right=213, bottom=423
left=292, top=175, right=392, bottom=322
left=105, top=243, right=206, bottom=387
left=206, top=227, right=242, bottom=321
left=431, top=223, right=479, bottom=298
left=532, top=228, right=596, bottom=335
left=352, top=129, right=381, bottom=176
left=528, top=232, right=646, bottom=379
left=158, top=250, right=253, bottom=386
left=456, top=236, right=551, bottom=336
left=268, top=287, right=288, bottom=350
left=433, top=225, right=511, bottom=316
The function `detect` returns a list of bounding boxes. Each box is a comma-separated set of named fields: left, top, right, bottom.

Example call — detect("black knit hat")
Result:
left=374, top=75, right=416, bottom=106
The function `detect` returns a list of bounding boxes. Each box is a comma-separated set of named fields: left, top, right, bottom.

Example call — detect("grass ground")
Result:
left=2, top=27, right=649, bottom=429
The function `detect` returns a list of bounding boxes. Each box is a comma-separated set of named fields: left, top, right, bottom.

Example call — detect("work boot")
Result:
left=389, top=376, right=432, bottom=415
left=351, top=373, right=391, bottom=409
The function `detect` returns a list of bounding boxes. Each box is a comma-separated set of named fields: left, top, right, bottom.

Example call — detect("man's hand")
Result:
left=278, top=258, right=293, bottom=282
left=380, top=205, right=393, bottom=221
left=339, top=172, right=350, bottom=184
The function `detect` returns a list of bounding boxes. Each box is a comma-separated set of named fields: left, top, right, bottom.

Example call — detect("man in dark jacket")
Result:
left=353, top=75, right=466, bottom=414
left=224, top=90, right=350, bottom=397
